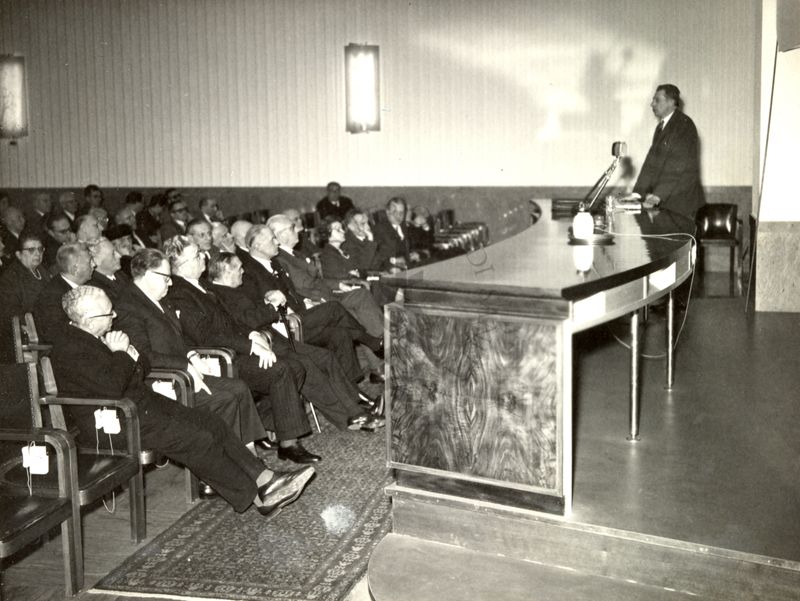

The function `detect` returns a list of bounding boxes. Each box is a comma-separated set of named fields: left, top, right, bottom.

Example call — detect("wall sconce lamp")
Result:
left=0, top=55, right=28, bottom=141
left=345, top=43, right=380, bottom=134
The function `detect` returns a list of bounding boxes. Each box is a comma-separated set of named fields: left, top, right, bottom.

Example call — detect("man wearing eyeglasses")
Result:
left=159, top=199, right=190, bottom=242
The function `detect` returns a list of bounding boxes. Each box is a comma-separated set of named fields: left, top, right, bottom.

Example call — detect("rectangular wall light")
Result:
left=345, top=44, right=380, bottom=133
left=0, top=55, right=28, bottom=139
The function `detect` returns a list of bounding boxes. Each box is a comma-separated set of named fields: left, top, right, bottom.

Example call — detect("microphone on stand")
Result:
left=573, top=141, right=627, bottom=240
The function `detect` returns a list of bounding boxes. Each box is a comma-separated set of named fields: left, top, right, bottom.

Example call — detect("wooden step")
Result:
left=369, top=533, right=712, bottom=601
left=371, top=484, right=800, bottom=601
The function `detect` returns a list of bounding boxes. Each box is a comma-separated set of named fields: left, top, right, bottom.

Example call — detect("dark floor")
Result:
left=571, top=287, right=800, bottom=562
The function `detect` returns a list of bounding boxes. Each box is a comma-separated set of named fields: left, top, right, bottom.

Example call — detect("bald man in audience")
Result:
left=51, top=285, right=314, bottom=517
left=230, top=219, right=254, bottom=262
left=211, top=221, right=237, bottom=254
left=34, top=242, right=95, bottom=342
left=115, top=206, right=149, bottom=250
left=283, top=208, right=319, bottom=259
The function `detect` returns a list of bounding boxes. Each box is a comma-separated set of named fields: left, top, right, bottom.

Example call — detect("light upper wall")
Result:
left=0, top=0, right=756, bottom=188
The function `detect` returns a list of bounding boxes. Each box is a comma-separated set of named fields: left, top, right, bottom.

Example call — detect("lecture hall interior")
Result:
left=1, top=1, right=799, bottom=600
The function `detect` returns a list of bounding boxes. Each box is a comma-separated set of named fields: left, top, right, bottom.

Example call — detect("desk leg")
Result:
left=627, top=309, right=641, bottom=441
left=666, top=290, right=675, bottom=390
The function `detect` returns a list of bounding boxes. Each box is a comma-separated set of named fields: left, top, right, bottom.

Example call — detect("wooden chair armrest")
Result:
left=0, top=428, right=78, bottom=497
left=146, top=368, right=195, bottom=408
left=192, top=347, right=236, bottom=378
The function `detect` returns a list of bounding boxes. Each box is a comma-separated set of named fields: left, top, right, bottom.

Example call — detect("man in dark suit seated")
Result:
left=268, top=214, right=384, bottom=338
left=113, top=248, right=297, bottom=453
left=206, top=252, right=385, bottom=432
left=51, top=285, right=314, bottom=517
left=34, top=242, right=95, bottom=343
left=0, top=206, right=26, bottom=260
left=342, top=209, right=381, bottom=273
left=159, top=199, right=190, bottom=243
left=28, top=192, right=53, bottom=236
left=87, top=236, right=131, bottom=302
left=240, top=225, right=383, bottom=383
left=316, top=181, right=355, bottom=222
left=162, top=237, right=327, bottom=463
left=371, top=197, right=421, bottom=272
left=42, top=213, right=76, bottom=273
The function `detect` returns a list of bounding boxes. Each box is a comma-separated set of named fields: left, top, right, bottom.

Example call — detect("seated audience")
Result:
left=0, top=206, right=26, bottom=259
left=283, top=208, right=320, bottom=259
left=342, top=209, right=380, bottom=274
left=74, top=213, right=103, bottom=244
left=160, top=198, right=190, bottom=241
left=0, top=232, right=51, bottom=343
left=231, top=219, right=254, bottom=262
left=316, top=181, right=355, bottom=222
left=161, top=237, right=321, bottom=463
left=88, top=206, right=110, bottom=232
left=28, top=192, right=53, bottom=235
left=105, top=224, right=135, bottom=275
left=87, top=236, right=130, bottom=302
left=43, top=213, right=76, bottom=272
left=113, top=248, right=290, bottom=454
left=82, top=184, right=104, bottom=211
left=319, top=218, right=396, bottom=307
left=51, top=285, right=314, bottom=517
left=241, top=224, right=381, bottom=382
left=407, top=205, right=435, bottom=257
left=136, top=193, right=166, bottom=247
left=115, top=206, right=149, bottom=250
left=199, top=197, right=224, bottom=224
left=207, top=252, right=384, bottom=433
left=185, top=219, right=215, bottom=263
left=268, top=214, right=384, bottom=338
left=124, top=190, right=145, bottom=216
left=34, top=242, right=95, bottom=342
left=211, top=221, right=237, bottom=254
left=371, top=196, right=421, bottom=271
left=57, top=191, right=79, bottom=226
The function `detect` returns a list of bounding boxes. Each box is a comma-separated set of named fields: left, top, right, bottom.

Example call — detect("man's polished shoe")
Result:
left=200, top=482, right=217, bottom=497
left=254, top=437, right=279, bottom=453
left=347, top=413, right=386, bottom=431
left=257, top=466, right=315, bottom=518
left=277, top=443, right=322, bottom=464
left=369, top=370, right=385, bottom=384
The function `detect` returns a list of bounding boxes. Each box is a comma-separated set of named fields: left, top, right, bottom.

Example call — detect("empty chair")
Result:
left=695, top=203, right=741, bottom=297
left=0, top=362, right=83, bottom=597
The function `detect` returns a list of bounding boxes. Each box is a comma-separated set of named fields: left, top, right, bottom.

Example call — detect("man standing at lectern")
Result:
left=634, top=84, right=705, bottom=220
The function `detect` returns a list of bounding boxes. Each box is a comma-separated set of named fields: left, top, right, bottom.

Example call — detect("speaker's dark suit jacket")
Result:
left=113, top=283, right=267, bottom=443
left=49, top=325, right=264, bottom=512
left=239, top=252, right=369, bottom=381
left=165, top=276, right=309, bottom=439
left=208, top=281, right=363, bottom=429
left=342, top=231, right=380, bottom=273
left=633, top=110, right=705, bottom=219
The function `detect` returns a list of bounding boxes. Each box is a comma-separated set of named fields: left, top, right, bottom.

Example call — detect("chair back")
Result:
left=0, top=362, right=42, bottom=433
left=696, top=203, right=737, bottom=240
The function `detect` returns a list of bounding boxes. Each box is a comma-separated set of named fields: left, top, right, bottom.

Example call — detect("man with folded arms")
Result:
left=51, top=285, right=313, bottom=517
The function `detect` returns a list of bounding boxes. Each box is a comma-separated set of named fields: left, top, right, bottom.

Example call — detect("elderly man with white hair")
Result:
left=268, top=213, right=384, bottom=338
left=50, top=285, right=314, bottom=517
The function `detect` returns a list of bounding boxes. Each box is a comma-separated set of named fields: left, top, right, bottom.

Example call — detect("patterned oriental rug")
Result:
left=90, top=420, right=392, bottom=601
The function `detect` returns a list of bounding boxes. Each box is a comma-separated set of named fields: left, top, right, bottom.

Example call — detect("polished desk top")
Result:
left=384, top=199, right=695, bottom=302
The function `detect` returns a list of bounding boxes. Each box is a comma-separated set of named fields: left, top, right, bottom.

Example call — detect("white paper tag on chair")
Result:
left=199, top=357, right=221, bottom=378
left=22, top=444, right=49, bottom=474
left=151, top=380, right=177, bottom=400
left=271, top=322, right=289, bottom=339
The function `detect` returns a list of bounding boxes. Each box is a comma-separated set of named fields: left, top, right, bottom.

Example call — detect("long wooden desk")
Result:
left=381, top=199, right=695, bottom=514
